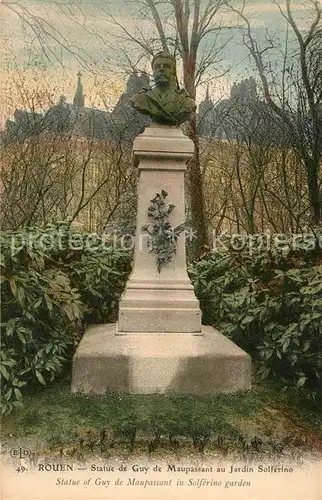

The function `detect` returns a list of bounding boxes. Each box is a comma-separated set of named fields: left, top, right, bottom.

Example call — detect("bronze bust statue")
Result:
left=131, top=52, right=196, bottom=125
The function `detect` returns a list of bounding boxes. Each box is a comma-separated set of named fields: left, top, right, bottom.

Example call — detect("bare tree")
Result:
left=2, top=1, right=95, bottom=70
left=0, top=131, right=134, bottom=231
left=229, top=0, right=322, bottom=225
left=4, top=0, right=232, bottom=256
left=0, top=83, right=138, bottom=232
left=102, top=0, right=232, bottom=257
left=202, top=136, right=309, bottom=236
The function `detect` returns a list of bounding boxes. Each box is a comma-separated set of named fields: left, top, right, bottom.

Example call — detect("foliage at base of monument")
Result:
left=2, top=220, right=321, bottom=414
left=189, top=240, right=322, bottom=400
left=141, top=190, right=185, bottom=272
left=0, top=222, right=131, bottom=415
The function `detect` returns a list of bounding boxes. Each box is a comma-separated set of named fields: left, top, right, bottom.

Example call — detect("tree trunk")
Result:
left=186, top=113, right=209, bottom=258
left=183, top=54, right=209, bottom=259
left=307, top=160, right=322, bottom=224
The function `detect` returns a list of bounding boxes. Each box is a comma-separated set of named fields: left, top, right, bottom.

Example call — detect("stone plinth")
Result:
left=71, top=324, right=251, bottom=395
left=71, top=123, right=251, bottom=395
left=118, top=124, right=202, bottom=333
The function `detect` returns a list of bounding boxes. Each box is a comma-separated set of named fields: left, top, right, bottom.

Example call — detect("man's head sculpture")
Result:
left=151, top=51, right=179, bottom=89
left=131, top=50, right=196, bottom=126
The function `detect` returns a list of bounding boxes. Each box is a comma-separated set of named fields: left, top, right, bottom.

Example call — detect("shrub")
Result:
left=67, top=239, right=132, bottom=324
left=189, top=242, right=322, bottom=398
left=2, top=222, right=321, bottom=413
left=0, top=222, right=131, bottom=414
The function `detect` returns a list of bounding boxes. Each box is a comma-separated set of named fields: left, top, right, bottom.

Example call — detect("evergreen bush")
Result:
left=1, top=222, right=321, bottom=414
left=0, top=222, right=131, bottom=414
left=189, top=239, right=322, bottom=399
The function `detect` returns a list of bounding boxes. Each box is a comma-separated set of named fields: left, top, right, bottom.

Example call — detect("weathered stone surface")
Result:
left=71, top=324, right=252, bottom=395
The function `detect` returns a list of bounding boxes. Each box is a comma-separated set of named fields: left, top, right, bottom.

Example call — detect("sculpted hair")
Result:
left=152, top=51, right=176, bottom=67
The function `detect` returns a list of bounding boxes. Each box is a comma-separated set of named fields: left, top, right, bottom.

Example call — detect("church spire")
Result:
left=205, top=84, right=210, bottom=101
left=73, top=71, right=85, bottom=108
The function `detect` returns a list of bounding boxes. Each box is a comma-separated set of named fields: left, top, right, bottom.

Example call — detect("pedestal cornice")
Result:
left=133, top=124, right=194, bottom=166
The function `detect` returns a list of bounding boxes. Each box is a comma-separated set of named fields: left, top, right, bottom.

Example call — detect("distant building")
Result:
left=1, top=73, right=296, bottom=148
left=73, top=71, right=85, bottom=108
left=197, top=77, right=289, bottom=147
left=197, top=85, right=215, bottom=138
left=1, top=71, right=150, bottom=144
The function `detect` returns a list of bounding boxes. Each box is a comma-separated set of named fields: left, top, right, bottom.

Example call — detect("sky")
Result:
left=0, top=0, right=318, bottom=129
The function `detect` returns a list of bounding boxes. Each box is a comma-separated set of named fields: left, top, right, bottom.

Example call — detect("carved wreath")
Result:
left=141, top=190, right=185, bottom=272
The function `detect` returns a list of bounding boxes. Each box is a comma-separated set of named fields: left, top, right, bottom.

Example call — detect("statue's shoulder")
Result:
left=132, top=87, right=154, bottom=103
left=131, top=87, right=155, bottom=113
left=132, top=88, right=149, bottom=102
left=137, top=86, right=151, bottom=94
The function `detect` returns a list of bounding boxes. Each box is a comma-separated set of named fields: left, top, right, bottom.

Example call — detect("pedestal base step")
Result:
left=71, top=324, right=251, bottom=395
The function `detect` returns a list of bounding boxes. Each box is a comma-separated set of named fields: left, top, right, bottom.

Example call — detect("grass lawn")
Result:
left=2, top=375, right=322, bottom=462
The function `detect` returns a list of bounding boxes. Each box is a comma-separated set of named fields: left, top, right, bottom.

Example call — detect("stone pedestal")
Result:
left=72, top=324, right=251, bottom=394
left=71, top=124, right=251, bottom=395
left=118, top=124, right=201, bottom=333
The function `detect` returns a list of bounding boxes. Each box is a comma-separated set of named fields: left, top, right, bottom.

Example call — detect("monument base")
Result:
left=71, top=324, right=251, bottom=395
